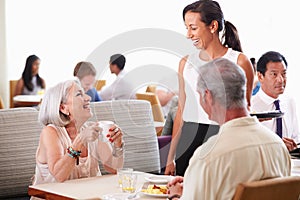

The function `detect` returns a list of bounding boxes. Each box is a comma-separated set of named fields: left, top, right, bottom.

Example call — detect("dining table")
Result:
left=28, top=159, right=300, bottom=200
left=13, top=94, right=43, bottom=107
left=28, top=171, right=170, bottom=200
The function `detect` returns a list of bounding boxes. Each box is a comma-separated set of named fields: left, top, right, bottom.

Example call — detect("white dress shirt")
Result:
left=251, top=89, right=300, bottom=142
left=181, top=117, right=291, bottom=200
left=98, top=70, right=135, bottom=100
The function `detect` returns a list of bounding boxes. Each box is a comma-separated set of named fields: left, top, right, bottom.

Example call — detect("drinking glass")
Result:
left=121, top=172, right=137, bottom=193
left=117, top=168, right=133, bottom=187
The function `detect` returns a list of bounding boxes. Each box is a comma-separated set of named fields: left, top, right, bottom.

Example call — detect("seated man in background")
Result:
left=74, top=61, right=101, bottom=102
left=167, top=58, right=290, bottom=200
left=146, top=84, right=178, bottom=121
left=98, top=54, right=134, bottom=100
left=251, top=51, right=299, bottom=151
left=155, top=88, right=176, bottom=119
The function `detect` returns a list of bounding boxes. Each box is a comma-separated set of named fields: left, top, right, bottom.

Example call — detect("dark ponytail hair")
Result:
left=222, top=21, right=242, bottom=52
left=22, top=55, right=44, bottom=91
left=183, top=0, right=243, bottom=52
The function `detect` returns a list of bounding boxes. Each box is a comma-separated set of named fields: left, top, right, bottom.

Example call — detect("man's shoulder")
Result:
left=193, top=135, right=220, bottom=160
left=195, top=121, right=284, bottom=158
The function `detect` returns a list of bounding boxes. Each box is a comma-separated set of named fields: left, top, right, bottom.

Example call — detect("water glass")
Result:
left=121, top=172, right=137, bottom=193
left=117, top=168, right=133, bottom=187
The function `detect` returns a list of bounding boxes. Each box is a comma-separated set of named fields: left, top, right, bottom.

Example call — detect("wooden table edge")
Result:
left=28, top=186, right=76, bottom=200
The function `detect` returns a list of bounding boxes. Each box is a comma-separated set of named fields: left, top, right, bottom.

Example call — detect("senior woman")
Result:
left=31, top=79, right=124, bottom=187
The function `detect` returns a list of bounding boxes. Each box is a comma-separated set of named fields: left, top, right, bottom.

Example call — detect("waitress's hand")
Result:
left=258, top=118, right=272, bottom=122
left=165, top=161, right=176, bottom=176
left=283, top=137, right=297, bottom=151
left=107, top=125, right=123, bottom=147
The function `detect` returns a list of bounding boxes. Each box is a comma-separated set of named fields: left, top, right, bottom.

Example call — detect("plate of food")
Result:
left=141, top=184, right=168, bottom=197
left=250, top=110, right=284, bottom=119
left=144, top=175, right=173, bottom=184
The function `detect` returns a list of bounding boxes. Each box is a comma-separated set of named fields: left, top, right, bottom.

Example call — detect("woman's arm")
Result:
left=97, top=142, right=124, bottom=174
left=237, top=53, right=254, bottom=108
left=156, top=90, right=175, bottom=106
left=14, top=79, right=24, bottom=96
left=97, top=125, right=124, bottom=174
left=165, top=57, right=187, bottom=175
left=37, top=126, right=85, bottom=182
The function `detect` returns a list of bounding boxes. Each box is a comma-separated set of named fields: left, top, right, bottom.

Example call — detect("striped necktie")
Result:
left=274, top=100, right=282, bottom=138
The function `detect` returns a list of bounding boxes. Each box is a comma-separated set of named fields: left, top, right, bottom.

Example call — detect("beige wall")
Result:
left=0, top=0, right=8, bottom=108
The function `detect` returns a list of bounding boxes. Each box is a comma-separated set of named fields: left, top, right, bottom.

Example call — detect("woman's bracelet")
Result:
left=112, top=142, right=124, bottom=157
left=67, top=147, right=81, bottom=165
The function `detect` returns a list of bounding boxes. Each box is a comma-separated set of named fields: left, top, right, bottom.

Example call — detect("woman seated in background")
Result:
left=31, top=79, right=124, bottom=187
left=73, top=61, right=101, bottom=102
left=15, top=54, right=46, bottom=96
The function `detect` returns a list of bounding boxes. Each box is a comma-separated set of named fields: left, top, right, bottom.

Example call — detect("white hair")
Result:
left=39, top=79, right=81, bottom=126
left=197, top=58, right=246, bottom=109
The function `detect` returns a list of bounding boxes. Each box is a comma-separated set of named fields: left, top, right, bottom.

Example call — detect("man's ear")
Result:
left=205, top=89, right=214, bottom=105
left=257, top=72, right=264, bottom=82
left=60, top=104, right=69, bottom=115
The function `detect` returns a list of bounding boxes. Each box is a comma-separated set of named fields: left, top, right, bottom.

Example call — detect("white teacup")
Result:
left=98, top=120, right=114, bottom=142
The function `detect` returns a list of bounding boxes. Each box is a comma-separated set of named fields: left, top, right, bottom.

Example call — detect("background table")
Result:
left=28, top=172, right=168, bottom=200
left=13, top=95, right=42, bottom=107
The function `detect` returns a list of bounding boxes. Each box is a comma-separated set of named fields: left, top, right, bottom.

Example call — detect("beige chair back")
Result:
left=136, top=92, right=165, bottom=122
left=94, top=80, right=106, bottom=91
left=0, top=107, right=41, bottom=198
left=90, top=100, right=161, bottom=174
left=232, top=176, right=300, bottom=200
left=9, top=80, right=18, bottom=108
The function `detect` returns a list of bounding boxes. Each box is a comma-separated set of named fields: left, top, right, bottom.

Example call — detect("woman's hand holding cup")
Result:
left=79, top=122, right=102, bottom=144
left=97, top=121, right=123, bottom=147
left=107, top=125, right=123, bottom=147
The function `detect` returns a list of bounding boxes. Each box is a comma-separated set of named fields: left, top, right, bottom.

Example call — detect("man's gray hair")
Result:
left=39, top=79, right=81, bottom=126
left=197, top=58, right=246, bottom=109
